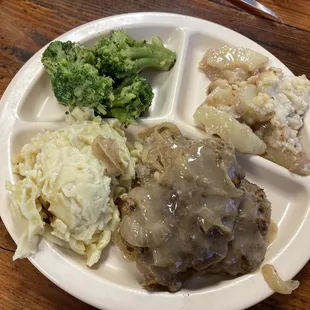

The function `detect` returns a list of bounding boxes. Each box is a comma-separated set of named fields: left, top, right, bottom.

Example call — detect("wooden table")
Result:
left=1, top=0, right=310, bottom=309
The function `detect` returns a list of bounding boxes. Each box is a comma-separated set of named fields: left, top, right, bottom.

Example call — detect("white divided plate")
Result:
left=1, top=12, right=310, bottom=310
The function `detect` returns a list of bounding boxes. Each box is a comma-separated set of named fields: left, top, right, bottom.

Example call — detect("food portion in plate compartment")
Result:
left=115, top=123, right=272, bottom=291
left=194, top=104, right=267, bottom=154
left=195, top=46, right=310, bottom=175
left=6, top=108, right=135, bottom=266
left=94, top=31, right=177, bottom=80
left=42, top=30, right=176, bottom=124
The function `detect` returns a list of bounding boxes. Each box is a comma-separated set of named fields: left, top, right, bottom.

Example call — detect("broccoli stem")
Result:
left=137, top=57, right=174, bottom=71
left=127, top=46, right=176, bottom=70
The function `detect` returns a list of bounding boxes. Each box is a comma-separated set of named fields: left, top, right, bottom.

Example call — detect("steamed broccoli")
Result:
left=51, top=62, right=114, bottom=113
left=41, top=31, right=176, bottom=124
left=42, top=41, right=114, bottom=112
left=106, top=75, right=154, bottom=124
left=42, top=41, right=96, bottom=75
left=95, top=30, right=176, bottom=79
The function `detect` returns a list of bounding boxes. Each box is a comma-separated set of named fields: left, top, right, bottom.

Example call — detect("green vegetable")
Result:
left=41, top=30, right=176, bottom=124
left=107, top=75, right=154, bottom=124
left=42, top=41, right=96, bottom=75
left=95, top=30, right=176, bottom=79
left=51, top=61, right=114, bottom=114
left=42, top=41, right=114, bottom=112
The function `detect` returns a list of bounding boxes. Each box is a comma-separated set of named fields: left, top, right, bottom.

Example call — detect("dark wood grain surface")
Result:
left=1, top=0, right=310, bottom=309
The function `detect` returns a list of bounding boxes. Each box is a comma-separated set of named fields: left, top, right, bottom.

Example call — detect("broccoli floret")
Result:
left=51, top=61, right=114, bottom=113
left=42, top=41, right=113, bottom=112
left=95, top=30, right=176, bottom=79
left=105, top=75, right=154, bottom=124
left=42, top=41, right=96, bottom=75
